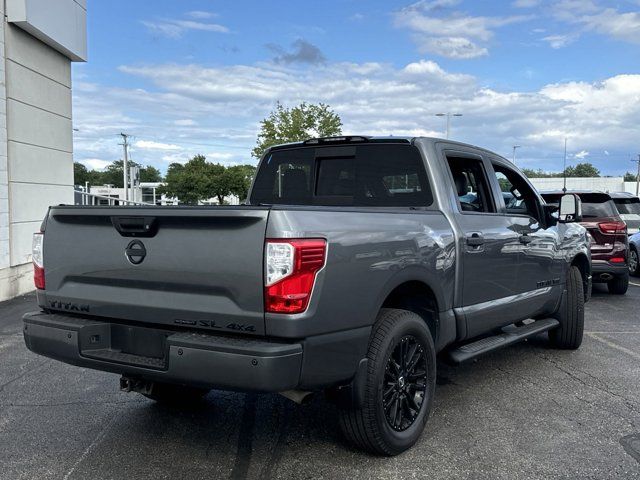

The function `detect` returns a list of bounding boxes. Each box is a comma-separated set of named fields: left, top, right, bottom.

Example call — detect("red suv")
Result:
left=542, top=191, right=629, bottom=295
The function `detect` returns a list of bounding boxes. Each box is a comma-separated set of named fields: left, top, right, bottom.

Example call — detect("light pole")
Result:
left=632, top=154, right=640, bottom=196
left=512, top=145, right=521, bottom=165
left=562, top=137, right=568, bottom=193
left=435, top=113, right=462, bottom=139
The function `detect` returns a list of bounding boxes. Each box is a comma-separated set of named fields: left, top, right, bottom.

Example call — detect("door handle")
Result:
left=466, top=232, right=485, bottom=247
left=519, top=234, right=534, bottom=245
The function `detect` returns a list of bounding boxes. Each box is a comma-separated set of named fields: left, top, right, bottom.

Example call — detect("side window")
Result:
left=492, top=164, right=540, bottom=220
left=446, top=156, right=495, bottom=213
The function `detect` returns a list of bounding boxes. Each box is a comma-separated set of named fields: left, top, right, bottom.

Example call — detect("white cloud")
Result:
left=512, top=0, right=540, bottom=7
left=552, top=1, right=640, bottom=44
left=186, top=11, right=216, bottom=19
left=581, top=9, right=640, bottom=44
left=73, top=60, right=640, bottom=175
left=81, top=159, right=112, bottom=170
left=174, top=119, right=197, bottom=126
left=542, top=33, right=579, bottom=49
left=142, top=17, right=229, bottom=39
left=421, top=37, right=488, bottom=59
left=394, top=2, right=533, bottom=59
left=135, top=140, right=181, bottom=151
left=574, top=150, right=590, bottom=159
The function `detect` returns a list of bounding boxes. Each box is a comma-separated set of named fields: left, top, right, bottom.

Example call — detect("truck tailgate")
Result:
left=42, top=206, right=270, bottom=335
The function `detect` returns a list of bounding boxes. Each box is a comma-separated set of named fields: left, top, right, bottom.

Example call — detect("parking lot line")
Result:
left=586, top=332, right=640, bottom=360
left=630, top=282, right=640, bottom=287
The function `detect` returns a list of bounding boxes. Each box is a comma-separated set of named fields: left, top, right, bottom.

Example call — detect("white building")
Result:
left=0, top=0, right=87, bottom=301
left=529, top=177, right=639, bottom=194
left=84, top=183, right=240, bottom=206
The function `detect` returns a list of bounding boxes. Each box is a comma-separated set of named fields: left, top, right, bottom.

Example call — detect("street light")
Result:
left=435, top=113, right=463, bottom=139
left=512, top=145, right=521, bottom=165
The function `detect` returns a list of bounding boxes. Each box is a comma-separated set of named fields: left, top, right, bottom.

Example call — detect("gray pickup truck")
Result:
left=24, top=136, right=591, bottom=455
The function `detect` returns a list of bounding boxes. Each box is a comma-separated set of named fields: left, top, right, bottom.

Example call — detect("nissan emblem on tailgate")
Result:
left=125, top=240, right=147, bottom=265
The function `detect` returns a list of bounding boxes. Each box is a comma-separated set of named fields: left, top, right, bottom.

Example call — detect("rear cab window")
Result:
left=250, top=144, right=433, bottom=207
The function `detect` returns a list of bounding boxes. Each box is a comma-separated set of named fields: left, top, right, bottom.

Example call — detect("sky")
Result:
left=73, top=0, right=640, bottom=176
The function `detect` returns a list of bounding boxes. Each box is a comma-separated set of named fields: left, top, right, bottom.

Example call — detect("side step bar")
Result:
left=446, top=318, right=559, bottom=364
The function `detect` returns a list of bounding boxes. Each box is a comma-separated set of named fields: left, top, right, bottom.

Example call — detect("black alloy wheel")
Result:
left=383, top=335, right=428, bottom=431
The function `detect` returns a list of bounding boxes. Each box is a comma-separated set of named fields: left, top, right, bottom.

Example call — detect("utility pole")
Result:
left=562, top=137, right=568, bottom=193
left=119, top=133, right=130, bottom=202
left=633, top=154, right=640, bottom=196
left=435, top=113, right=463, bottom=139
left=512, top=145, right=521, bottom=165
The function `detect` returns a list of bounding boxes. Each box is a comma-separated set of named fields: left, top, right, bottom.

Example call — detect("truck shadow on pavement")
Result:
left=106, top=332, right=569, bottom=479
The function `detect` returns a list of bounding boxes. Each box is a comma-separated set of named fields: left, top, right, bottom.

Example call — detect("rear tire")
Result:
left=142, top=382, right=209, bottom=405
left=607, top=273, right=629, bottom=295
left=338, top=308, right=436, bottom=456
left=629, top=247, right=639, bottom=277
left=550, top=266, right=584, bottom=350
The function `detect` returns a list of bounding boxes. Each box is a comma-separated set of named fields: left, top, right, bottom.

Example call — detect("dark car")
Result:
left=542, top=191, right=629, bottom=294
left=610, top=192, right=640, bottom=234
left=629, top=231, right=640, bottom=276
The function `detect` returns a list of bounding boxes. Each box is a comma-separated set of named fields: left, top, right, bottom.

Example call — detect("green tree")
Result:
left=522, top=168, right=554, bottom=178
left=252, top=102, right=342, bottom=158
left=73, top=162, right=90, bottom=186
left=624, top=171, right=637, bottom=182
left=73, top=162, right=103, bottom=186
left=564, top=162, right=600, bottom=178
left=160, top=155, right=231, bottom=204
left=226, top=165, right=257, bottom=202
left=140, top=165, right=162, bottom=183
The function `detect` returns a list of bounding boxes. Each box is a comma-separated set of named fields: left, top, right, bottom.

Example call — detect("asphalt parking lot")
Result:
left=1, top=284, right=639, bottom=480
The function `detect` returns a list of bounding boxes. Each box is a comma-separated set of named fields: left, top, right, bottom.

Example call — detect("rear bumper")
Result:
left=591, top=260, right=628, bottom=281
left=23, top=311, right=302, bottom=392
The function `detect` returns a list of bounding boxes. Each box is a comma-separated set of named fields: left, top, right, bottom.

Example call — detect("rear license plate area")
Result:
left=79, top=323, right=170, bottom=370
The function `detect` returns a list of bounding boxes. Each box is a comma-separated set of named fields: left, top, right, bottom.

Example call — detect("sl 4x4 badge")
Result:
left=174, top=319, right=256, bottom=332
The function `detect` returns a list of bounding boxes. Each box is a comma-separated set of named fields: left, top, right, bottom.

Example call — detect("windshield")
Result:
left=250, top=144, right=433, bottom=207
left=614, top=198, right=640, bottom=215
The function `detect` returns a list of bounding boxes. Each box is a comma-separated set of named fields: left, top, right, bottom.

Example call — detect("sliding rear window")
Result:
left=250, top=144, right=432, bottom=207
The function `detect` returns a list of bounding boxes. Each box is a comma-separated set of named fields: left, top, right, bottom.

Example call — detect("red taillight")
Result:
left=265, top=239, right=326, bottom=314
left=598, top=221, right=627, bottom=234
left=610, top=257, right=626, bottom=264
left=34, top=265, right=45, bottom=289
left=32, top=232, right=44, bottom=289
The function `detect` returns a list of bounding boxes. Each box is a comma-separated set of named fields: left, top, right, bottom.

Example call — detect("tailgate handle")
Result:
left=111, top=217, right=158, bottom=237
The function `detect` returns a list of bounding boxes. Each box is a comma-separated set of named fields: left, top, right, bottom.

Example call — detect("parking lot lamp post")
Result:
left=512, top=145, right=521, bottom=165
left=435, top=113, right=462, bottom=139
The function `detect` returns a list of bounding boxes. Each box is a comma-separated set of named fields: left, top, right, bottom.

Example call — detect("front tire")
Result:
left=550, top=266, right=584, bottom=349
left=607, top=273, right=629, bottom=295
left=338, top=308, right=436, bottom=456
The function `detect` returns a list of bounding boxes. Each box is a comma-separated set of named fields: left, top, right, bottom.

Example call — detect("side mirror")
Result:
left=558, top=194, right=582, bottom=223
